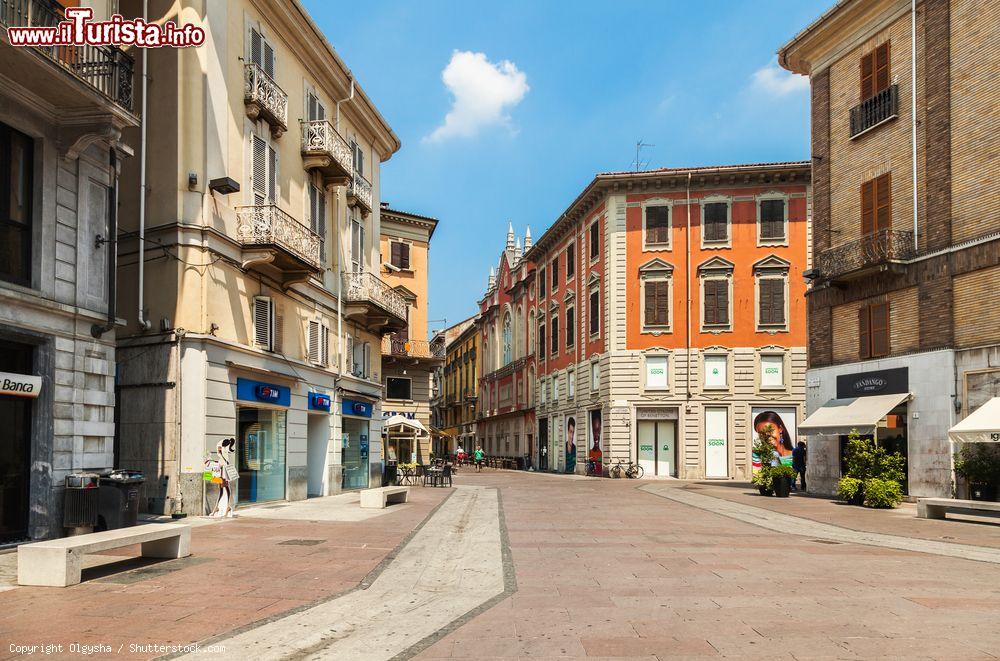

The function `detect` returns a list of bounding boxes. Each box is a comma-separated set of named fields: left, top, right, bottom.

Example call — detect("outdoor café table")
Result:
left=424, top=467, right=444, bottom=487
left=396, top=466, right=417, bottom=486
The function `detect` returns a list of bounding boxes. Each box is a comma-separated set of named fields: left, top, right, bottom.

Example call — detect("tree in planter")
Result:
left=751, top=425, right=777, bottom=495
left=837, top=429, right=906, bottom=508
left=954, top=444, right=1000, bottom=501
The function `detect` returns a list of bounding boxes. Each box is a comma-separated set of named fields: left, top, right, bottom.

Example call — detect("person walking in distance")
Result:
left=474, top=446, right=485, bottom=473
left=792, top=441, right=807, bottom=492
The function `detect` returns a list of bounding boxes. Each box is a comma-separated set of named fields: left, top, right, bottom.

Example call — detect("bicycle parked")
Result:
left=609, top=460, right=644, bottom=479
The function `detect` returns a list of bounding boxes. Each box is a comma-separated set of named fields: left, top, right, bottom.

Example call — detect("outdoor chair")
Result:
left=439, top=464, right=453, bottom=487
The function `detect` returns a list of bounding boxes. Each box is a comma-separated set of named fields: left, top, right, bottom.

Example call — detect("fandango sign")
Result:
left=0, top=372, right=42, bottom=398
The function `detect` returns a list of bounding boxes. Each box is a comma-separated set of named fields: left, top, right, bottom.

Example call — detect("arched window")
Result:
left=528, top=310, right=536, bottom=354
left=502, top=312, right=512, bottom=366
left=514, top=306, right=523, bottom=359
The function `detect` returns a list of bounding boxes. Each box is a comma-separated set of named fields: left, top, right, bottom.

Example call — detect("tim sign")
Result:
left=0, top=371, right=42, bottom=398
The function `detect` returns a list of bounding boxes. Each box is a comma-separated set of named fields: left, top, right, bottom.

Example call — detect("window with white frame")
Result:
left=760, top=354, right=785, bottom=389
left=250, top=133, right=277, bottom=205
left=645, top=355, right=669, bottom=390
left=306, top=88, right=325, bottom=122
left=249, top=27, right=275, bottom=79
left=703, top=354, right=727, bottom=389
left=308, top=177, right=326, bottom=262
left=590, top=360, right=600, bottom=391
left=539, top=376, right=546, bottom=404
left=253, top=296, right=274, bottom=351
left=758, top=195, right=788, bottom=243
left=639, top=259, right=673, bottom=332
left=701, top=199, right=730, bottom=245
left=643, top=203, right=671, bottom=248
left=699, top=257, right=734, bottom=331
left=307, top=319, right=329, bottom=366
left=386, top=376, right=411, bottom=400
left=350, top=215, right=365, bottom=272
left=568, top=370, right=575, bottom=398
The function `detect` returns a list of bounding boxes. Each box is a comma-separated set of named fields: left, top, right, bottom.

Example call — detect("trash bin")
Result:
left=64, top=473, right=100, bottom=531
left=384, top=460, right=398, bottom=487
left=98, top=470, right=144, bottom=530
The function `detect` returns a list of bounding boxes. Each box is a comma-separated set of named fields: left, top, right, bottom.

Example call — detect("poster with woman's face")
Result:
left=751, top=407, right=797, bottom=470
left=588, top=409, right=603, bottom=475
left=565, top=415, right=577, bottom=473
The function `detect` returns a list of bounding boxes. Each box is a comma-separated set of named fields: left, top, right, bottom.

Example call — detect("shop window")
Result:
left=0, top=123, right=33, bottom=286
left=704, top=354, right=727, bottom=389
left=760, top=354, right=785, bottom=389
left=237, top=407, right=286, bottom=503
left=386, top=377, right=412, bottom=400
left=645, top=355, right=669, bottom=390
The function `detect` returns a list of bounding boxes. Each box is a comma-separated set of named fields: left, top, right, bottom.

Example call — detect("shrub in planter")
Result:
left=862, top=478, right=903, bottom=509
left=751, top=427, right=779, bottom=496
left=836, top=477, right=864, bottom=505
left=954, top=444, right=1000, bottom=501
left=771, top=465, right=797, bottom=498
left=751, top=467, right=774, bottom=496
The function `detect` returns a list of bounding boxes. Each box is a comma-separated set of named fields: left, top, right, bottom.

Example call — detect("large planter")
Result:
left=849, top=487, right=865, bottom=506
left=773, top=475, right=791, bottom=498
left=970, top=482, right=998, bottom=502
left=757, top=485, right=773, bottom=497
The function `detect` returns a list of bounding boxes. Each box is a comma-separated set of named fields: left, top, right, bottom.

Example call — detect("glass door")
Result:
left=342, top=418, right=370, bottom=489
left=637, top=421, right=656, bottom=477
left=0, top=341, right=32, bottom=543
left=237, top=407, right=287, bottom=503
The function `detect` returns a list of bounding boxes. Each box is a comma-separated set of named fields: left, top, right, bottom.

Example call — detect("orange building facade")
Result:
left=526, top=162, right=812, bottom=479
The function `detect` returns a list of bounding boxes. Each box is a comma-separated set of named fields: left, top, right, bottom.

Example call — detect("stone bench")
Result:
left=360, top=486, right=410, bottom=509
left=917, top=498, right=1000, bottom=520
left=18, top=523, right=191, bottom=587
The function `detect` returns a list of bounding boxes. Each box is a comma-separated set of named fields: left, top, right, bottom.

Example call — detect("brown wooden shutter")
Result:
left=716, top=281, right=729, bottom=325
left=590, top=222, right=599, bottom=258
left=704, top=203, right=727, bottom=242
left=759, top=280, right=772, bottom=325
left=875, top=173, right=891, bottom=232
left=644, top=281, right=656, bottom=325
left=874, top=43, right=890, bottom=94
left=590, top=288, right=600, bottom=334
left=859, top=306, right=871, bottom=359
left=871, top=302, right=890, bottom=357
left=401, top=242, right=410, bottom=269
left=567, top=244, right=574, bottom=277
left=646, top=206, right=669, bottom=244
left=566, top=307, right=574, bottom=347
left=861, top=179, right=875, bottom=236
left=771, top=280, right=785, bottom=325
left=391, top=241, right=401, bottom=267
left=655, top=281, right=669, bottom=325
left=860, top=50, right=874, bottom=100
left=704, top=281, right=717, bottom=325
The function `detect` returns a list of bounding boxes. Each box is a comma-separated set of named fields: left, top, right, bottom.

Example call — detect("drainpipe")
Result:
left=136, top=0, right=151, bottom=330
left=910, top=0, right=918, bottom=252
left=685, top=172, right=692, bottom=402
left=335, top=76, right=355, bottom=132
left=92, top=147, right=119, bottom=338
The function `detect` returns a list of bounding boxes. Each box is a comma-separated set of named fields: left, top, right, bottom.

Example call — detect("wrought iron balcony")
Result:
left=244, top=62, right=288, bottom=138
left=815, top=229, right=915, bottom=283
left=342, top=271, right=407, bottom=332
left=235, top=205, right=321, bottom=284
left=347, top=172, right=373, bottom=215
left=850, top=85, right=898, bottom=138
left=381, top=337, right=447, bottom=360
left=0, top=0, right=135, bottom=114
left=301, top=120, right=353, bottom=184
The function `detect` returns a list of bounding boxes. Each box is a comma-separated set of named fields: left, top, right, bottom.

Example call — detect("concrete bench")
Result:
left=18, top=523, right=191, bottom=587
left=917, top=498, right=1000, bottom=520
left=360, top=486, right=410, bottom=509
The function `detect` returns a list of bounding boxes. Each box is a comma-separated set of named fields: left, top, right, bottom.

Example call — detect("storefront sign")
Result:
left=636, top=407, right=678, bottom=420
left=383, top=410, right=415, bottom=419
left=236, top=378, right=290, bottom=406
left=308, top=392, right=331, bottom=412
left=0, top=371, right=42, bottom=398
left=836, top=367, right=908, bottom=399
left=342, top=398, right=373, bottom=418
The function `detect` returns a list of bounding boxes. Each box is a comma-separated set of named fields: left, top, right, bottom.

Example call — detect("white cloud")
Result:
left=751, top=59, right=809, bottom=96
left=424, top=50, right=529, bottom=143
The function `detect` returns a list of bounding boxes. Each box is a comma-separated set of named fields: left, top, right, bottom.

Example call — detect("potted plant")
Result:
left=771, top=465, right=797, bottom=498
left=837, top=429, right=906, bottom=508
left=751, top=430, right=776, bottom=496
left=954, top=444, right=1000, bottom=502
left=751, top=466, right=773, bottom=496
left=836, top=477, right=864, bottom=506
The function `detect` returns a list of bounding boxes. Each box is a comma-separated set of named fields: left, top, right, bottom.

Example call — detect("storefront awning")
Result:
left=430, top=426, right=453, bottom=438
left=799, top=392, right=910, bottom=436
left=382, top=415, right=429, bottom=437
left=949, top=397, right=1000, bottom=444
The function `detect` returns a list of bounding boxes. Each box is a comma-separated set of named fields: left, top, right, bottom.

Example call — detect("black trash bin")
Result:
left=98, top=470, right=144, bottom=530
left=384, top=460, right=398, bottom=487
left=64, top=473, right=100, bottom=530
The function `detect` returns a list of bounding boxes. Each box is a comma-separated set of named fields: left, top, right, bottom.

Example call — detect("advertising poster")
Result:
left=751, top=407, right=797, bottom=470
left=565, top=415, right=577, bottom=474
left=588, top=409, right=603, bottom=475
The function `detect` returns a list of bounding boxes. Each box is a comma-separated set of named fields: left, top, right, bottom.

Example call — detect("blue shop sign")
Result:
left=342, top=398, right=373, bottom=418
left=236, top=378, right=290, bottom=407
left=308, top=391, right=332, bottom=412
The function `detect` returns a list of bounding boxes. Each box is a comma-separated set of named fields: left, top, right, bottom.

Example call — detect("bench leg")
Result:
left=141, top=530, right=190, bottom=559
left=917, top=503, right=946, bottom=520
left=18, top=547, right=80, bottom=587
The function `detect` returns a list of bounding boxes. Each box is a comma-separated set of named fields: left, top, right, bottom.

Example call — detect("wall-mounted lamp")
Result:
left=188, top=172, right=198, bottom=190
left=208, top=177, right=241, bottom=195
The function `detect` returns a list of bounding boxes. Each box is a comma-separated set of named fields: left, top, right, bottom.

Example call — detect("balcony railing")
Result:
left=0, top=0, right=135, bottom=113
left=850, top=85, right=898, bottom=138
left=342, top=271, right=407, bottom=320
left=816, top=229, right=915, bottom=282
left=235, top=204, right=320, bottom=270
left=244, top=62, right=288, bottom=136
left=301, top=119, right=353, bottom=180
left=381, top=337, right=447, bottom=359
left=348, top=171, right=373, bottom=213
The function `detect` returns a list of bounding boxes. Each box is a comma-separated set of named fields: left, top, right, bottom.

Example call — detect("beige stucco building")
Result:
left=114, top=0, right=406, bottom=514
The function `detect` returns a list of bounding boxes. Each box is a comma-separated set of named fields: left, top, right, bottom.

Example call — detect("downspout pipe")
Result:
left=335, top=76, right=355, bottom=132
left=911, top=0, right=918, bottom=252
left=685, top=172, right=692, bottom=402
left=92, top=147, right=119, bottom=338
left=137, top=0, right=151, bottom=330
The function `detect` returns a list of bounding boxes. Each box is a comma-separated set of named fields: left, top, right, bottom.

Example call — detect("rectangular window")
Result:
left=860, top=42, right=890, bottom=101
left=759, top=199, right=785, bottom=240
left=390, top=241, right=410, bottom=270
left=386, top=377, right=412, bottom=400
left=565, top=307, right=575, bottom=348
left=249, top=27, right=276, bottom=79
left=550, top=315, right=559, bottom=355
left=645, top=356, right=669, bottom=390
left=308, top=319, right=321, bottom=364
left=551, top=374, right=558, bottom=402
left=590, top=361, right=599, bottom=391
left=644, top=280, right=670, bottom=327
left=589, top=288, right=600, bottom=336
left=251, top=134, right=277, bottom=205
left=539, top=377, right=546, bottom=404
left=551, top=256, right=559, bottom=288
left=645, top=205, right=670, bottom=245
left=703, top=202, right=728, bottom=242
left=253, top=296, right=274, bottom=351
left=861, top=173, right=891, bottom=236
left=859, top=302, right=890, bottom=359
left=590, top=221, right=599, bottom=259
left=758, top=278, right=786, bottom=326
left=760, top=355, right=784, bottom=389
left=539, top=267, right=546, bottom=298
left=703, top=279, right=730, bottom=327
left=307, top=90, right=325, bottom=122
left=309, top=182, right=326, bottom=262
left=568, top=371, right=575, bottom=398
left=0, top=123, right=33, bottom=286
left=352, top=140, right=365, bottom=178
left=704, top=355, right=727, bottom=388
left=538, top=324, right=546, bottom=362
left=566, top=243, right=575, bottom=279
left=351, top=217, right=365, bottom=272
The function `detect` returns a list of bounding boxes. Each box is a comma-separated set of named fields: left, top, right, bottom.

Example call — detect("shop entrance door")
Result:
left=637, top=420, right=676, bottom=477
left=0, top=341, right=32, bottom=543
left=538, top=418, right=548, bottom=471
left=342, top=417, right=370, bottom=490
left=237, top=407, right=287, bottom=503
left=306, top=414, right=328, bottom=497
left=637, top=421, right=656, bottom=477
left=705, top=407, right=729, bottom=478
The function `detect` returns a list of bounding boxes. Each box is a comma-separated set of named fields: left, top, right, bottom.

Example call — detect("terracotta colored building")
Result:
left=525, top=162, right=812, bottom=479
left=476, top=225, right=538, bottom=465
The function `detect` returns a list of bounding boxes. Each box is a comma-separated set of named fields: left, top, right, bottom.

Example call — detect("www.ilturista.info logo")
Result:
left=6, top=7, right=205, bottom=48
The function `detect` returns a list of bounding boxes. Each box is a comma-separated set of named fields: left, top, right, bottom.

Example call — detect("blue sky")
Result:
left=305, top=0, right=831, bottom=336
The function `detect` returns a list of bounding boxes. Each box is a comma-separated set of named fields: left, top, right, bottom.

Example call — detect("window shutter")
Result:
left=317, top=187, right=326, bottom=262
left=644, top=281, right=656, bottom=325
left=566, top=308, right=574, bottom=347
left=859, top=306, right=871, bottom=359
left=551, top=256, right=558, bottom=286
left=390, top=241, right=401, bottom=267
left=551, top=317, right=559, bottom=354
left=761, top=199, right=784, bottom=239
left=567, top=244, right=574, bottom=277
left=704, top=281, right=717, bottom=325
left=346, top=335, right=354, bottom=372
left=759, top=280, right=772, bottom=325
left=861, top=179, right=875, bottom=236
left=308, top=320, right=320, bottom=363
left=263, top=39, right=275, bottom=79
left=771, top=280, right=785, bottom=325
left=871, top=302, right=890, bottom=357
left=590, top=289, right=600, bottom=335
left=253, top=296, right=272, bottom=350
left=860, top=50, right=874, bottom=100
left=716, top=281, right=729, bottom=325
left=272, top=303, right=283, bottom=353
left=252, top=135, right=267, bottom=204
left=250, top=28, right=262, bottom=68
left=875, top=173, right=891, bottom=232
left=267, top=145, right=277, bottom=203
left=646, top=206, right=669, bottom=244
left=321, top=325, right=330, bottom=366
left=874, top=43, right=890, bottom=94
left=590, top=222, right=599, bottom=258
left=400, top=242, right=410, bottom=270
left=363, top=342, right=371, bottom=378
left=704, top=203, right=728, bottom=241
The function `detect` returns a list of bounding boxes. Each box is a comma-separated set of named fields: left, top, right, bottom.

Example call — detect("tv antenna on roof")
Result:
left=632, top=140, right=654, bottom=171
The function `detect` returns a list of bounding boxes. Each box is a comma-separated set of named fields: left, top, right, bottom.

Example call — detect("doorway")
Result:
left=704, top=406, right=729, bottom=478
left=636, top=419, right=676, bottom=477
left=306, top=414, right=329, bottom=497
left=0, top=341, right=32, bottom=543
left=538, top=418, right=548, bottom=471
left=237, top=407, right=287, bottom=503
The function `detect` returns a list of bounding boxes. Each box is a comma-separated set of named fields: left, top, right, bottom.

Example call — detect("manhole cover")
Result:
left=809, top=539, right=842, bottom=545
left=278, top=539, right=324, bottom=546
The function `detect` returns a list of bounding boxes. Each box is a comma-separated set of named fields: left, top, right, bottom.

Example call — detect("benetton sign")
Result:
left=836, top=367, right=908, bottom=399
left=0, top=372, right=42, bottom=398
